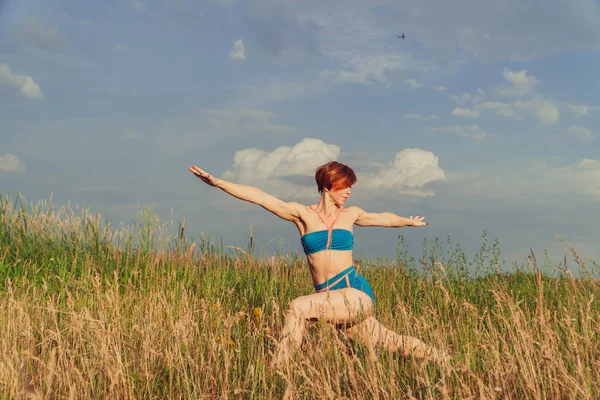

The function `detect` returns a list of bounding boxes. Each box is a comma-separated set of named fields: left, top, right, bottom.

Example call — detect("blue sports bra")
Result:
left=301, top=229, right=354, bottom=255
left=300, top=206, right=354, bottom=255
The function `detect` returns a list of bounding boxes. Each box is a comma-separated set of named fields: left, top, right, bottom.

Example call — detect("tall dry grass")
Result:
left=1, top=194, right=599, bottom=399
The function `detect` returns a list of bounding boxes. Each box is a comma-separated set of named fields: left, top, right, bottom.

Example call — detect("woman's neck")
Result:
left=314, top=195, right=340, bottom=217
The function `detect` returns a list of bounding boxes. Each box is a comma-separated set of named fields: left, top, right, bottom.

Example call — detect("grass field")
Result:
left=1, top=195, right=599, bottom=399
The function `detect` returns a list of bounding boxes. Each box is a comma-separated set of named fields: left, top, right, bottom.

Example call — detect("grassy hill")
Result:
left=1, top=195, right=599, bottom=399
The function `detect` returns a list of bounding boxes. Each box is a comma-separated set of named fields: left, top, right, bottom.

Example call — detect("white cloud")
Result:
left=363, top=149, right=445, bottom=196
left=221, top=138, right=340, bottom=199
left=219, top=140, right=445, bottom=199
left=432, top=85, right=447, bottom=92
left=552, top=159, right=600, bottom=198
left=567, top=125, right=595, bottom=141
left=475, top=101, right=522, bottom=118
left=568, top=104, right=600, bottom=118
left=0, top=154, right=26, bottom=173
left=404, top=114, right=439, bottom=121
left=443, top=157, right=600, bottom=208
left=310, top=9, right=433, bottom=86
left=513, top=98, right=560, bottom=125
left=452, top=108, right=480, bottom=119
left=495, top=69, right=540, bottom=98
left=474, top=95, right=560, bottom=123
left=447, top=71, right=558, bottom=124
left=405, top=79, right=423, bottom=89
left=0, top=63, right=43, bottom=99
left=230, top=39, right=246, bottom=62
left=450, top=92, right=471, bottom=104
left=14, top=16, right=66, bottom=52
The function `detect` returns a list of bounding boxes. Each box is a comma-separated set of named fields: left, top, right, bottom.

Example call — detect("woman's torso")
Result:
left=294, top=205, right=358, bottom=286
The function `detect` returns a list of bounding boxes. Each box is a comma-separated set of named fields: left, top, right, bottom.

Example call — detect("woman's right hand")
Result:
left=189, top=165, right=220, bottom=187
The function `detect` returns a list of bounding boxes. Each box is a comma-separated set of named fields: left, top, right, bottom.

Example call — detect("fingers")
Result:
left=189, top=165, right=211, bottom=179
left=189, top=165, right=218, bottom=187
left=189, top=165, right=205, bottom=175
left=409, top=214, right=428, bottom=227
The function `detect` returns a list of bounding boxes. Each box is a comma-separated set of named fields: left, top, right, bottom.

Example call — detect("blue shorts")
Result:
left=314, top=265, right=375, bottom=305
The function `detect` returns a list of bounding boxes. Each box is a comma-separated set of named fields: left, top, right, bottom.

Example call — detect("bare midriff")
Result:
left=307, top=250, right=354, bottom=286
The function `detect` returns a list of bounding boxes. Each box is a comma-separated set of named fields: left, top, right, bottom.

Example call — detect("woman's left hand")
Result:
left=408, top=215, right=428, bottom=227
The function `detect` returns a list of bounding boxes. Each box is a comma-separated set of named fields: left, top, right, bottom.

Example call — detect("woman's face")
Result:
left=327, top=185, right=352, bottom=206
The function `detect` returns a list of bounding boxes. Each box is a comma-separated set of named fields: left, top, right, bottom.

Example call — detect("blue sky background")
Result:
left=1, top=0, right=599, bottom=271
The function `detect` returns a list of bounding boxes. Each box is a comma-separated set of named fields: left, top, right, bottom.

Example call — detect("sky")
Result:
left=1, top=0, right=600, bottom=272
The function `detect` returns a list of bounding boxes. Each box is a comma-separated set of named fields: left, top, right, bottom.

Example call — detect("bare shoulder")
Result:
left=344, top=205, right=364, bottom=213
left=257, top=198, right=306, bottom=223
left=343, top=205, right=365, bottom=220
left=287, top=201, right=312, bottom=217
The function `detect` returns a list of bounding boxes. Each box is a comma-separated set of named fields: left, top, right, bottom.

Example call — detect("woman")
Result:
left=188, top=161, right=445, bottom=371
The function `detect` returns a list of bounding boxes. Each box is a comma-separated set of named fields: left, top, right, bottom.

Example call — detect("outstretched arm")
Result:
left=353, top=206, right=428, bottom=228
left=188, top=165, right=301, bottom=222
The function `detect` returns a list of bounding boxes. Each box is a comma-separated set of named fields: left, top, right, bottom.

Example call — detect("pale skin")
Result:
left=189, top=165, right=446, bottom=395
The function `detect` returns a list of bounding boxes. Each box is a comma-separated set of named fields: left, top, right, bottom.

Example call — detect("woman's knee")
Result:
left=286, top=290, right=373, bottom=322
left=286, top=296, right=313, bottom=318
left=287, top=295, right=331, bottom=320
left=344, top=290, right=374, bottom=318
left=345, top=316, right=379, bottom=340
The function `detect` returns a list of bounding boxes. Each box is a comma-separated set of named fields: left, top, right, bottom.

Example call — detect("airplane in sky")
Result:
left=397, top=33, right=406, bottom=39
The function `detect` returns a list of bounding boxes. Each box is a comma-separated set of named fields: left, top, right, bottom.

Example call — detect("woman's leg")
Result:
left=272, top=288, right=374, bottom=367
left=344, top=316, right=445, bottom=362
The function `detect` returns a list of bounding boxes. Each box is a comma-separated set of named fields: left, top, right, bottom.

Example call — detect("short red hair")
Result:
left=315, top=161, right=357, bottom=194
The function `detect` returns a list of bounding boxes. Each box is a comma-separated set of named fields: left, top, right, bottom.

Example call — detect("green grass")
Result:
left=1, top=194, right=599, bottom=399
